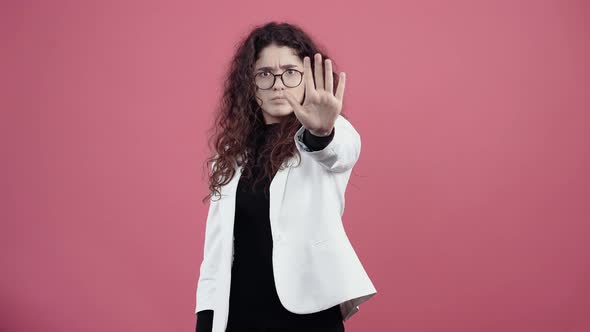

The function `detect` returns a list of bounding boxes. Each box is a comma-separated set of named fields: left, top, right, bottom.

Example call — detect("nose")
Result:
left=272, top=76, right=286, bottom=90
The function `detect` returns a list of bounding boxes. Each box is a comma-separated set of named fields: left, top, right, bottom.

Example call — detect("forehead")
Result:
left=255, top=44, right=302, bottom=70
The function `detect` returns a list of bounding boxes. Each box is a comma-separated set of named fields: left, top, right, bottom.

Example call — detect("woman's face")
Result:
left=254, top=44, right=305, bottom=124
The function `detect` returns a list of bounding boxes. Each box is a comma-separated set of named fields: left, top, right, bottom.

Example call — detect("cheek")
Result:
left=255, top=91, right=265, bottom=105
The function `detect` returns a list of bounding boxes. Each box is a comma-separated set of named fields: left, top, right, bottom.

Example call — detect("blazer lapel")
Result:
left=223, top=156, right=296, bottom=239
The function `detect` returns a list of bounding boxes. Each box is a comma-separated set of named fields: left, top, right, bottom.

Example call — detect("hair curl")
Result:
left=201, top=21, right=349, bottom=203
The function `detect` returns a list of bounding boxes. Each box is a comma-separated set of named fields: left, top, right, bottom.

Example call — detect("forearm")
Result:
left=302, top=127, right=335, bottom=151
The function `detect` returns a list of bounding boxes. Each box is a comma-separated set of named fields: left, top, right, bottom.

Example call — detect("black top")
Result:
left=196, top=124, right=337, bottom=331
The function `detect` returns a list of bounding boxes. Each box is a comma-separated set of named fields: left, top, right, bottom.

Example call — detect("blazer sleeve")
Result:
left=195, top=159, right=222, bottom=314
left=294, top=114, right=362, bottom=173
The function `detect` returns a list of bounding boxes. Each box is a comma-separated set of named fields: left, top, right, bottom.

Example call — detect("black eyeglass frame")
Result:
left=253, top=69, right=305, bottom=90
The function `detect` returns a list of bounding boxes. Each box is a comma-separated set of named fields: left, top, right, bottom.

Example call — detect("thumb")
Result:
left=283, top=90, right=301, bottom=111
left=284, top=90, right=309, bottom=126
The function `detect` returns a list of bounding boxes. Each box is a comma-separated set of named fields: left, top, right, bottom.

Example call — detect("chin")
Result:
left=266, top=107, right=293, bottom=117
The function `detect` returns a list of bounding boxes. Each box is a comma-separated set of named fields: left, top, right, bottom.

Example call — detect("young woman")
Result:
left=195, top=21, right=377, bottom=332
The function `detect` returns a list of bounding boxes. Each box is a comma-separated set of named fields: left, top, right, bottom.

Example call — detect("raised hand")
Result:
left=283, top=53, right=346, bottom=137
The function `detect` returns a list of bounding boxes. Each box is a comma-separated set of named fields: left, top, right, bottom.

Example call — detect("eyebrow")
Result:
left=255, top=64, right=299, bottom=72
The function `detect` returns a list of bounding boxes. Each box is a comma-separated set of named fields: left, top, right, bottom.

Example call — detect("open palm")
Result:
left=283, top=53, right=346, bottom=136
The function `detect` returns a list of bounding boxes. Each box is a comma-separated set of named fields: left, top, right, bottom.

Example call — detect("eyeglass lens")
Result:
left=255, top=70, right=302, bottom=89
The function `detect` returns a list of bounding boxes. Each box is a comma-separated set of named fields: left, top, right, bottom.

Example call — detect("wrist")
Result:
left=309, top=127, right=334, bottom=137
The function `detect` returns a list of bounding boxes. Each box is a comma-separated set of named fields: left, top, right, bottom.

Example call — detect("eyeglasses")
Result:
left=254, top=69, right=304, bottom=90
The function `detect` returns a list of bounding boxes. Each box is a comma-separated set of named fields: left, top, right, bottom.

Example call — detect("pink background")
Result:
left=2, top=0, right=589, bottom=331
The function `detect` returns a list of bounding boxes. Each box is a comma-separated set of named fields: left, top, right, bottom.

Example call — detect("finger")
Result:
left=314, top=53, right=324, bottom=91
left=325, top=59, right=334, bottom=95
left=303, top=56, right=315, bottom=96
left=335, top=72, right=346, bottom=101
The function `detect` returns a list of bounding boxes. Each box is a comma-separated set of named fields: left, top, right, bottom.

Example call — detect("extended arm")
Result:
left=294, top=114, right=361, bottom=172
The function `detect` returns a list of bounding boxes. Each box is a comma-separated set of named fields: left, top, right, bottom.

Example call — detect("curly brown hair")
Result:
left=201, top=21, right=349, bottom=203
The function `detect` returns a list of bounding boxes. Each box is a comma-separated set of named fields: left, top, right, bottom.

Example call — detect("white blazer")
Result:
left=195, top=114, right=378, bottom=332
